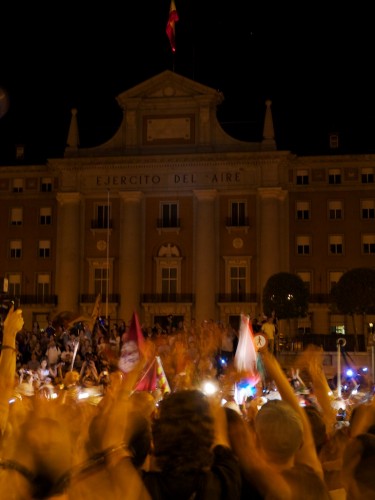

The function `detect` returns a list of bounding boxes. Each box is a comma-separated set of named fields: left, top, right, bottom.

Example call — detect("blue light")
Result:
left=346, top=369, right=354, bottom=377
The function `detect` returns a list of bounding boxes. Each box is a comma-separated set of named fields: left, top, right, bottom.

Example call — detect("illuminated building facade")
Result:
left=0, top=70, right=374, bottom=341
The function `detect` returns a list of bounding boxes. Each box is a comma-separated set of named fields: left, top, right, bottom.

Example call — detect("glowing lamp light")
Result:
left=346, top=369, right=354, bottom=377
left=201, top=380, right=218, bottom=396
left=331, top=397, right=346, bottom=412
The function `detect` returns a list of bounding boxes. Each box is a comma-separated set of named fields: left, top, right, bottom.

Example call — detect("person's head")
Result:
left=341, top=433, right=375, bottom=499
left=152, top=389, right=215, bottom=473
left=254, top=399, right=304, bottom=465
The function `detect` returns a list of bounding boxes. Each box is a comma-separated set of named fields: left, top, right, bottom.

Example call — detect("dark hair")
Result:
left=342, top=433, right=375, bottom=496
left=127, top=411, right=152, bottom=468
left=152, top=390, right=215, bottom=473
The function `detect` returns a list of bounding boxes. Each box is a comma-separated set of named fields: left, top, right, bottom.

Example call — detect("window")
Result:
left=296, top=170, right=309, bottom=185
left=329, top=271, right=343, bottom=291
left=224, top=257, right=251, bottom=300
left=40, top=177, right=52, bottom=192
left=159, top=202, right=179, bottom=228
left=155, top=244, right=182, bottom=295
left=230, top=266, right=246, bottom=298
left=361, top=168, right=374, bottom=184
left=362, top=234, right=375, bottom=255
left=161, top=267, right=177, bottom=294
left=88, top=259, right=113, bottom=297
left=229, top=200, right=248, bottom=226
left=296, top=201, right=310, bottom=220
left=40, top=207, right=52, bottom=225
left=37, top=273, right=50, bottom=300
left=94, top=267, right=109, bottom=296
left=328, top=200, right=343, bottom=220
left=330, top=324, right=346, bottom=335
left=361, top=199, right=375, bottom=219
left=10, top=207, right=23, bottom=225
left=38, top=240, right=51, bottom=258
left=296, top=271, right=311, bottom=292
left=328, top=169, right=341, bottom=185
left=296, top=236, right=311, bottom=255
left=12, top=178, right=24, bottom=193
left=93, top=203, right=111, bottom=229
left=7, top=274, right=21, bottom=296
left=329, top=235, right=343, bottom=255
left=10, top=240, right=22, bottom=259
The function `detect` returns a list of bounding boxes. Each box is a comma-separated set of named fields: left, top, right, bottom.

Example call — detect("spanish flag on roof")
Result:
left=166, top=0, right=179, bottom=53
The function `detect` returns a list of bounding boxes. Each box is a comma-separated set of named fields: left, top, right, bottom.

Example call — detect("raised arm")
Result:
left=302, top=345, right=337, bottom=436
left=0, top=305, right=24, bottom=437
left=260, top=350, right=324, bottom=479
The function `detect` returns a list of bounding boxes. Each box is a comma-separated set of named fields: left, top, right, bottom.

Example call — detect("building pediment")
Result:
left=65, top=70, right=270, bottom=158
left=116, top=70, right=222, bottom=104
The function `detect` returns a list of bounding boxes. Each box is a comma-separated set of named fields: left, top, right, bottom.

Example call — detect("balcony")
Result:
left=90, top=219, right=113, bottom=229
left=141, top=293, right=194, bottom=303
left=217, top=293, right=258, bottom=303
left=281, top=333, right=367, bottom=352
left=16, top=295, right=58, bottom=306
left=80, top=294, right=120, bottom=304
left=225, top=217, right=250, bottom=234
left=156, top=218, right=181, bottom=234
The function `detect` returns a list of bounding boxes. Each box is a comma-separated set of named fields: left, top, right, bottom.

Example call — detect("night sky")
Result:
left=0, top=1, right=374, bottom=163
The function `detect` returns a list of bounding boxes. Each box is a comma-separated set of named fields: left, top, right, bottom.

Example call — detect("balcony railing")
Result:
left=217, top=293, right=258, bottom=303
left=80, top=294, right=120, bottom=304
left=15, top=295, right=58, bottom=306
left=225, top=217, right=250, bottom=227
left=91, top=219, right=113, bottom=229
left=141, top=293, right=194, bottom=303
left=156, top=218, right=181, bottom=229
left=283, top=333, right=367, bottom=352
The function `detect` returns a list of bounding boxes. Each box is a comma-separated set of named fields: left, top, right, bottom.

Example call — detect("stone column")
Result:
left=194, top=190, right=217, bottom=323
left=118, top=191, right=143, bottom=324
left=55, top=192, right=81, bottom=314
left=258, top=187, right=288, bottom=309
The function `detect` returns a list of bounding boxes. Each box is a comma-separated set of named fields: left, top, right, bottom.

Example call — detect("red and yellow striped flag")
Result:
left=166, top=0, right=179, bottom=53
left=156, top=356, right=171, bottom=394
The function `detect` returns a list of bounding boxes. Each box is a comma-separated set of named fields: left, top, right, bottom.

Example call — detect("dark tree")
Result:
left=331, top=267, right=375, bottom=351
left=262, top=272, right=309, bottom=320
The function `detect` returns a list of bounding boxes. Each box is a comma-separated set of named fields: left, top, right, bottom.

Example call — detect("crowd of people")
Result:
left=0, top=305, right=374, bottom=499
